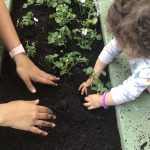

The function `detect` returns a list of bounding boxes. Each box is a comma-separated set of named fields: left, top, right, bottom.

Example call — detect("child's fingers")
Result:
left=81, top=86, right=87, bottom=95
left=86, top=94, right=94, bottom=98
left=87, top=106, right=94, bottom=110
left=84, top=96, right=91, bottom=102
left=85, top=88, right=88, bottom=95
left=78, top=83, right=84, bottom=91
left=83, top=102, right=91, bottom=107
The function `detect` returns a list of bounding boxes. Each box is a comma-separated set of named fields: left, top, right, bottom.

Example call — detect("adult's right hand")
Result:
left=0, top=100, right=55, bottom=136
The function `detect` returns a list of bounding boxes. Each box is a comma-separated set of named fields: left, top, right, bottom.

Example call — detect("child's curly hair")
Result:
left=107, top=0, right=150, bottom=58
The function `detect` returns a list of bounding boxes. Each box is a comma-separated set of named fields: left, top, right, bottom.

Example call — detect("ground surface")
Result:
left=0, top=0, right=121, bottom=150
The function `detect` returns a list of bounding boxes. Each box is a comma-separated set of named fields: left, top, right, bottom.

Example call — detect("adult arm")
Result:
left=0, top=0, right=59, bottom=93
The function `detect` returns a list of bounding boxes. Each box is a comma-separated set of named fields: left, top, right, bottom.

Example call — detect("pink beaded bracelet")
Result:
left=101, top=91, right=109, bottom=109
left=9, top=44, right=26, bottom=58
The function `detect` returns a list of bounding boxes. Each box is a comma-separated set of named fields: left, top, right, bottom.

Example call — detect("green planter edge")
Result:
left=99, top=0, right=150, bottom=150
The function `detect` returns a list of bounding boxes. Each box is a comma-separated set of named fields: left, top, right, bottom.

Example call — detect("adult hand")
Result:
left=14, top=53, right=60, bottom=93
left=0, top=100, right=55, bottom=136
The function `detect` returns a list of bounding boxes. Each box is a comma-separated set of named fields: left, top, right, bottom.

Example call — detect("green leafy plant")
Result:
left=23, top=0, right=45, bottom=8
left=23, top=0, right=35, bottom=8
left=83, top=67, right=108, bottom=93
left=81, top=11, right=98, bottom=28
left=45, top=51, right=88, bottom=76
left=74, top=0, right=95, bottom=14
left=72, top=28, right=101, bottom=50
left=48, top=26, right=71, bottom=47
left=47, top=0, right=71, bottom=8
left=17, top=11, right=34, bottom=28
left=50, top=4, right=76, bottom=26
left=25, top=41, right=37, bottom=58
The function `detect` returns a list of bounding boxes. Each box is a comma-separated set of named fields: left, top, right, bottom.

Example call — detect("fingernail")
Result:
left=52, top=123, right=56, bottom=127
left=43, top=132, right=48, bottom=136
left=57, top=77, right=60, bottom=80
left=32, top=89, right=36, bottom=93
left=52, top=115, right=56, bottom=119
left=55, top=83, right=58, bottom=86
left=35, top=99, right=39, bottom=103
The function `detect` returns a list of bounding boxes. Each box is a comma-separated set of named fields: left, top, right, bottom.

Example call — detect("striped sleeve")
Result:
left=111, top=67, right=150, bottom=105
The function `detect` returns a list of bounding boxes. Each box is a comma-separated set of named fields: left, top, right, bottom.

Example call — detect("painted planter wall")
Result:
left=99, top=0, right=150, bottom=149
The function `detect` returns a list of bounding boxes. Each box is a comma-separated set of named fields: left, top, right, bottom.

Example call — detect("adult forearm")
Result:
left=0, top=0, right=20, bottom=52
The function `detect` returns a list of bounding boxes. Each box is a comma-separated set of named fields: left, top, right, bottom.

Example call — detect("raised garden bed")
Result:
left=0, top=0, right=121, bottom=150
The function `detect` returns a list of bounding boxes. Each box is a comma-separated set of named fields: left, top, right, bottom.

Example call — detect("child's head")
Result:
left=107, top=0, right=150, bottom=58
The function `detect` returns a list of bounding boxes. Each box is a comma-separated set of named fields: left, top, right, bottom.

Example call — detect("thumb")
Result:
left=23, top=77, right=36, bottom=93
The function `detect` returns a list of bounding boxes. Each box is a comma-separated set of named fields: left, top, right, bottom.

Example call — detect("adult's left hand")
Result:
left=14, top=53, right=60, bottom=93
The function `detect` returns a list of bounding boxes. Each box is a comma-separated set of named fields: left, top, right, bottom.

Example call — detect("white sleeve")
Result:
left=111, top=68, right=150, bottom=105
left=98, top=38, right=122, bottom=64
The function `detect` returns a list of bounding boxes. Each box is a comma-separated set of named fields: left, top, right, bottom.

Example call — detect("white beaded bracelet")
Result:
left=9, top=44, right=26, bottom=58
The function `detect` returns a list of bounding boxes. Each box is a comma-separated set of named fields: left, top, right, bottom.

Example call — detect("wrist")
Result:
left=0, top=104, right=6, bottom=126
left=13, top=51, right=27, bottom=60
left=104, top=91, right=115, bottom=106
left=9, top=44, right=26, bottom=59
left=101, top=91, right=109, bottom=109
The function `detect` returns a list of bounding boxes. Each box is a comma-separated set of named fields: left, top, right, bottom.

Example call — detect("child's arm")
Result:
left=0, top=0, right=59, bottom=93
left=84, top=67, right=150, bottom=109
left=83, top=91, right=115, bottom=110
left=79, top=38, right=122, bottom=95
left=78, top=59, right=107, bottom=95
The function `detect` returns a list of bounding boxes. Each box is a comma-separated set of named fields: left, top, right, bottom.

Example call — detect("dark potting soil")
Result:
left=0, top=1, right=121, bottom=150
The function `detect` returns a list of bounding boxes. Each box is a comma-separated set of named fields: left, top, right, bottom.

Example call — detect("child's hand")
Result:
left=78, top=80, right=91, bottom=95
left=83, top=94, right=102, bottom=110
left=0, top=100, right=56, bottom=136
left=14, top=53, right=60, bottom=93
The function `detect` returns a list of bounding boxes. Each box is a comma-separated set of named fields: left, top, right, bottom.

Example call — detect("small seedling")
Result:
left=81, top=11, right=98, bottom=28
left=48, top=26, right=71, bottom=47
left=50, top=4, right=76, bottom=26
left=73, top=28, right=101, bottom=50
left=47, top=0, right=71, bottom=8
left=23, top=0, right=45, bottom=8
left=83, top=67, right=108, bottom=93
left=45, top=51, right=88, bottom=76
left=17, top=11, right=34, bottom=28
left=74, top=0, right=95, bottom=14
left=25, top=41, right=37, bottom=58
